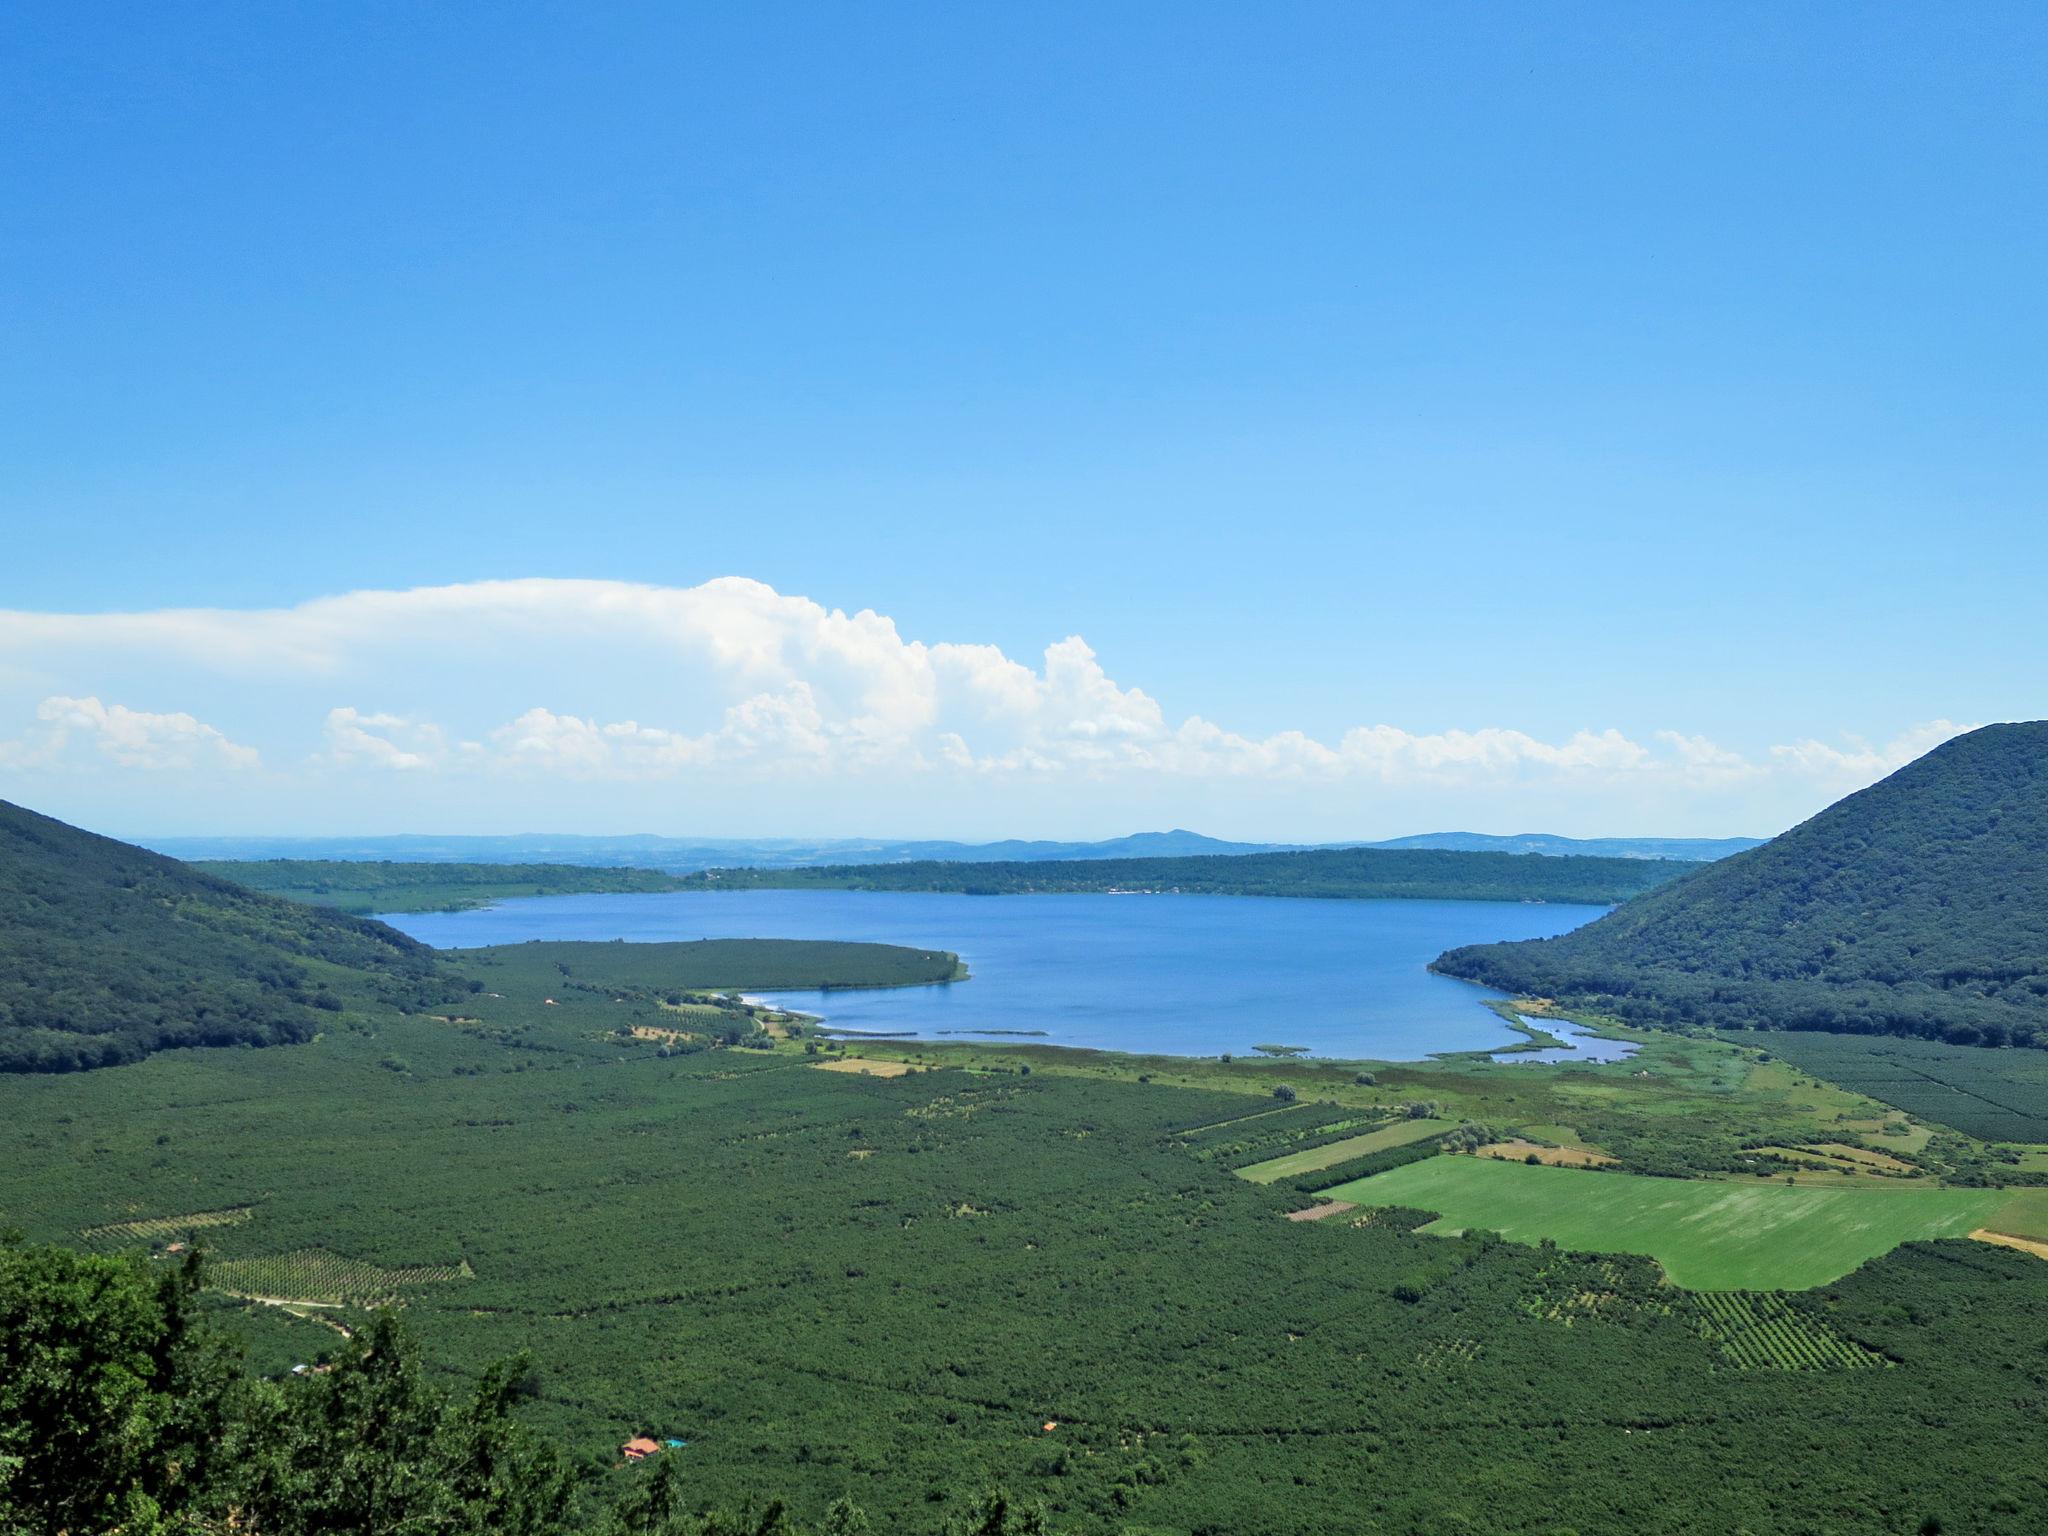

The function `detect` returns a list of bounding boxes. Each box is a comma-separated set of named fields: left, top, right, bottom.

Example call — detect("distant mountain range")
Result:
left=146, top=827, right=1757, bottom=871
left=1366, top=832, right=1764, bottom=861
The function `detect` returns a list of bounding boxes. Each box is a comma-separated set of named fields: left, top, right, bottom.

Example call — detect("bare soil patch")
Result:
left=1966, top=1228, right=2048, bottom=1261
left=1286, top=1201, right=1358, bottom=1222
left=1970, top=1228, right=2048, bottom=1262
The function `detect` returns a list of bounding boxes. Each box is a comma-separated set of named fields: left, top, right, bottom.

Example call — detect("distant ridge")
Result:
left=679, top=846, right=1690, bottom=905
left=146, top=826, right=1748, bottom=871
left=1434, top=722, right=2048, bottom=1048
left=1363, top=832, right=1762, bottom=861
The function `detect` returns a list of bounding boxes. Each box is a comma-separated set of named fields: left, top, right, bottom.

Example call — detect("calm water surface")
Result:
left=388, top=889, right=1607, bottom=1060
left=1496, top=1015, right=1639, bottom=1065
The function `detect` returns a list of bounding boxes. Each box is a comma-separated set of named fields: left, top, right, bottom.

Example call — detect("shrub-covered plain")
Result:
left=6, top=963, right=2048, bottom=1533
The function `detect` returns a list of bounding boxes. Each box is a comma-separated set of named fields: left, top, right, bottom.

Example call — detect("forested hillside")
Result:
left=1436, top=722, right=2048, bottom=1047
left=195, top=858, right=689, bottom=912
left=684, top=846, right=1687, bottom=904
left=0, top=800, right=440, bottom=1073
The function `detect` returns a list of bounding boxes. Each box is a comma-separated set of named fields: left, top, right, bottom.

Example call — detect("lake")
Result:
left=1498, top=1014, right=1639, bottom=1065
left=385, top=889, right=1607, bottom=1060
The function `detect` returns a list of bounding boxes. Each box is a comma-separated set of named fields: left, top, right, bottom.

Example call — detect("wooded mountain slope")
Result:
left=1435, top=722, right=2048, bottom=1047
left=0, top=800, right=439, bottom=1073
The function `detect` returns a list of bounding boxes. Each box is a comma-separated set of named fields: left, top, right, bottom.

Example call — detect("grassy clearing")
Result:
left=1805, top=1142, right=1919, bottom=1173
left=1320, top=1154, right=2006, bottom=1289
left=1986, top=1188, right=2048, bottom=1241
left=1234, top=1118, right=1452, bottom=1183
left=1746, top=1144, right=1922, bottom=1179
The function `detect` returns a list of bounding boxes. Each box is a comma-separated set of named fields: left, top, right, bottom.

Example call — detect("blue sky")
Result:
left=1, top=4, right=2041, bottom=839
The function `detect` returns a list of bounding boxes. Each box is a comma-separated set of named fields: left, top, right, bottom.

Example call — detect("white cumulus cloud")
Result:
left=0, top=581, right=1980, bottom=817
left=0, top=696, right=260, bottom=772
left=1768, top=719, right=1975, bottom=780
left=320, top=707, right=445, bottom=771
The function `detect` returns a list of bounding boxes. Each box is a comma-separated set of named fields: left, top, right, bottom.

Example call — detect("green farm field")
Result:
left=1320, top=1154, right=2017, bottom=1289
left=1235, top=1116, right=1453, bottom=1183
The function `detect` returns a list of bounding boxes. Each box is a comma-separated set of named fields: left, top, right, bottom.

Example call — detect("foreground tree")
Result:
left=0, top=1237, right=977, bottom=1536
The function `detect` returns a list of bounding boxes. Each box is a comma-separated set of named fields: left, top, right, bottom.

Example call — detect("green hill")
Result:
left=1434, top=722, right=2048, bottom=1048
left=0, top=800, right=440, bottom=1073
left=684, top=845, right=1690, bottom=903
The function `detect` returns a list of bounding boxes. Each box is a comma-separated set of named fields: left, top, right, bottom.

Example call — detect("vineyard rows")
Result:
left=81, top=1207, right=252, bottom=1249
left=1691, top=1291, right=1886, bottom=1371
left=206, top=1247, right=473, bottom=1305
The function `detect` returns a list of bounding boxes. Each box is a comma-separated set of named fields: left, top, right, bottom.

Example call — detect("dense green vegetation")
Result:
left=193, top=859, right=691, bottom=913
left=6, top=962, right=2048, bottom=1533
left=1437, top=721, right=2048, bottom=1048
left=1743, top=1031, right=2048, bottom=1142
left=683, top=846, right=1687, bottom=903
left=465, top=938, right=964, bottom=993
left=0, top=799, right=440, bottom=1074
left=1319, top=1153, right=2012, bottom=1288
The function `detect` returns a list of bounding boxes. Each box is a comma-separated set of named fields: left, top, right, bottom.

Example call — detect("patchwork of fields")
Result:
left=1234, top=1117, right=1453, bottom=1183
left=1319, top=1155, right=2016, bottom=1289
left=5, top=937, right=2048, bottom=1531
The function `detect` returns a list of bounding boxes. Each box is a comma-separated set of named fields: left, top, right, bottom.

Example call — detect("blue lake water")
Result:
left=386, top=890, right=1607, bottom=1061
